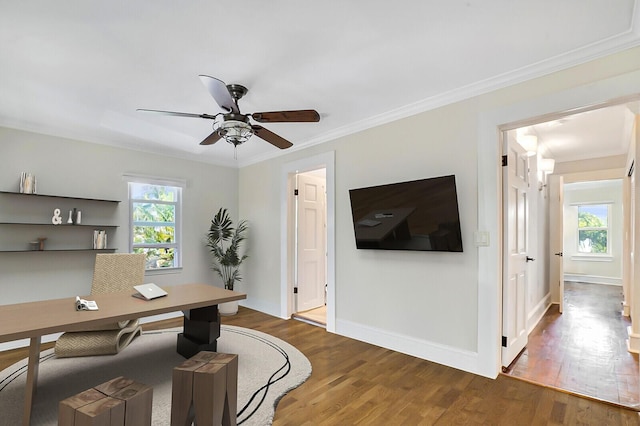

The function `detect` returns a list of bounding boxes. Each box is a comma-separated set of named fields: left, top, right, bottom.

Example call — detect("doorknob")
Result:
left=526, top=256, right=535, bottom=262
left=554, top=252, right=563, bottom=257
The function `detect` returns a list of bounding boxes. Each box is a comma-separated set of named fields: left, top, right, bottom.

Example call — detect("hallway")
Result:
left=503, top=281, right=639, bottom=407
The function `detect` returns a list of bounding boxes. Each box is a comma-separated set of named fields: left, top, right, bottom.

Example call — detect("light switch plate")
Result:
left=474, top=231, right=490, bottom=247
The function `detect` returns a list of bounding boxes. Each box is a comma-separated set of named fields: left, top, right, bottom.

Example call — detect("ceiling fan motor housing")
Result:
left=226, top=84, right=248, bottom=102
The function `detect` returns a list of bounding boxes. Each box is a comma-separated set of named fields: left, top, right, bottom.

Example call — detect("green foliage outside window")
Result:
left=133, top=247, right=175, bottom=269
left=130, top=183, right=180, bottom=269
left=577, top=206, right=608, bottom=254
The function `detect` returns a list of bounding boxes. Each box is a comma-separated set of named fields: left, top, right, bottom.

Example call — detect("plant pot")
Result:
left=219, top=300, right=239, bottom=316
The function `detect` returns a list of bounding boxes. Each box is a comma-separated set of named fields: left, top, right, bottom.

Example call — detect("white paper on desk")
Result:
left=75, top=296, right=99, bottom=311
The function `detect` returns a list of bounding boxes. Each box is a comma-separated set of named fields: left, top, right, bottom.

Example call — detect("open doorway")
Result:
left=280, top=151, right=335, bottom=333
left=500, top=100, right=639, bottom=406
left=291, top=168, right=328, bottom=327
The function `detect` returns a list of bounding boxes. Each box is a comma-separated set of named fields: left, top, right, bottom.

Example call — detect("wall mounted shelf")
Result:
left=0, top=249, right=117, bottom=253
left=0, top=190, right=121, bottom=252
left=0, top=190, right=120, bottom=203
left=0, top=222, right=119, bottom=227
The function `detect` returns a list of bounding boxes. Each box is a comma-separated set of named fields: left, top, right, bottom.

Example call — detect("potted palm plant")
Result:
left=207, top=208, right=248, bottom=315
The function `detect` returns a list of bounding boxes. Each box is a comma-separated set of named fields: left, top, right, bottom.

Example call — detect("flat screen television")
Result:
left=348, top=175, right=463, bottom=252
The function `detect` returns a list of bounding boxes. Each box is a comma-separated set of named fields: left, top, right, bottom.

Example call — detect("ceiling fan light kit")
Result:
left=215, top=119, right=254, bottom=147
left=137, top=75, right=320, bottom=157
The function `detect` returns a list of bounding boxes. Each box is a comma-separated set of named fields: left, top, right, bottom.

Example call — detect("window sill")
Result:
left=570, top=255, right=613, bottom=262
left=145, top=267, right=183, bottom=275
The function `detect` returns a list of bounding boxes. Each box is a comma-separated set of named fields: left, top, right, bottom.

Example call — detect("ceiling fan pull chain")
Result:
left=234, top=145, right=238, bottom=160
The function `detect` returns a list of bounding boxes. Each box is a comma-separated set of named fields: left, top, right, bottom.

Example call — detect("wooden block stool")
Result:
left=171, top=351, right=238, bottom=426
left=59, top=376, right=152, bottom=426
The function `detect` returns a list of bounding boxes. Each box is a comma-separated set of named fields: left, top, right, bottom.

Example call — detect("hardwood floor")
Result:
left=292, top=305, right=327, bottom=326
left=2, top=306, right=639, bottom=424
left=503, top=282, right=640, bottom=408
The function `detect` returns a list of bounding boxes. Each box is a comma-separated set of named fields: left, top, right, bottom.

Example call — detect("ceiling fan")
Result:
left=138, top=75, right=320, bottom=150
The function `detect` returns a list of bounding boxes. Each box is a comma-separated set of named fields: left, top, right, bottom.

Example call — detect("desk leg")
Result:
left=22, top=336, right=41, bottom=426
left=177, top=305, right=221, bottom=359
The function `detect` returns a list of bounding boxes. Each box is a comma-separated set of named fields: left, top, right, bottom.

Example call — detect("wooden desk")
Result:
left=0, top=283, right=246, bottom=426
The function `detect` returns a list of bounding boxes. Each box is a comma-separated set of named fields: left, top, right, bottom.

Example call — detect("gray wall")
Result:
left=237, top=46, right=640, bottom=377
left=0, top=128, right=238, bottom=305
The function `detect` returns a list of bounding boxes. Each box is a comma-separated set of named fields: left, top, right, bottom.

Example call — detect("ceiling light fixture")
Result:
left=212, top=114, right=255, bottom=159
left=537, top=157, right=555, bottom=192
left=215, top=118, right=254, bottom=147
left=539, top=158, right=555, bottom=173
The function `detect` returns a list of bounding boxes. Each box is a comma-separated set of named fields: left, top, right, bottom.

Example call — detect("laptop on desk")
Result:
left=133, top=283, right=168, bottom=300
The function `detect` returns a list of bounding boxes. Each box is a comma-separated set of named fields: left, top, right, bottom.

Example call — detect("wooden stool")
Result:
left=59, top=376, right=152, bottom=426
left=171, top=351, right=238, bottom=426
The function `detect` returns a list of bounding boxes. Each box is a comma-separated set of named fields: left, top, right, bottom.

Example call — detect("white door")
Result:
left=502, top=135, right=530, bottom=368
left=627, top=168, right=635, bottom=317
left=296, top=173, right=326, bottom=312
left=549, top=175, right=565, bottom=312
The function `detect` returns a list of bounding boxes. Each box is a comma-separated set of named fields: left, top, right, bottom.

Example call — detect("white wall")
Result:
left=239, top=45, right=640, bottom=378
left=0, top=128, right=239, bottom=305
left=562, top=179, right=624, bottom=284
left=531, top=155, right=552, bottom=328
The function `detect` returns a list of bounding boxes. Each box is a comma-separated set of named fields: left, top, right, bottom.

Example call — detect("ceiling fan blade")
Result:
left=200, top=131, right=222, bottom=146
left=137, top=109, right=217, bottom=120
left=198, top=75, right=239, bottom=114
left=251, top=109, right=320, bottom=123
left=252, top=125, right=293, bottom=149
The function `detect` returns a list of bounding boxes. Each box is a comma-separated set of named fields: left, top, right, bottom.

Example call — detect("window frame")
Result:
left=576, top=202, right=611, bottom=255
left=125, top=175, right=184, bottom=272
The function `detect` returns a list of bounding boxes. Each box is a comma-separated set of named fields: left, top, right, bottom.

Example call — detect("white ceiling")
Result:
left=527, top=102, right=640, bottom=163
left=1, top=1, right=639, bottom=167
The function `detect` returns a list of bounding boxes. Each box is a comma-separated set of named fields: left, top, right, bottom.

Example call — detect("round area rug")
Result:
left=0, top=325, right=311, bottom=425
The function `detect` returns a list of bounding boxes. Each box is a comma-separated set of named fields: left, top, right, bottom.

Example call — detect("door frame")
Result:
left=477, top=69, right=640, bottom=378
left=280, top=151, right=336, bottom=333
left=548, top=175, right=565, bottom=313
left=500, top=108, right=633, bottom=369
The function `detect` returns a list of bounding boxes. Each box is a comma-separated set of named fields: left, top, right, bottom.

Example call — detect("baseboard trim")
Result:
left=527, top=294, right=551, bottom=333
left=627, top=326, right=640, bottom=354
left=241, top=298, right=282, bottom=319
left=335, top=318, right=485, bottom=378
left=564, top=274, right=621, bottom=286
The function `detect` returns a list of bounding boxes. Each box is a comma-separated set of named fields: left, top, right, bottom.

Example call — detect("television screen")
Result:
left=348, top=175, right=463, bottom=252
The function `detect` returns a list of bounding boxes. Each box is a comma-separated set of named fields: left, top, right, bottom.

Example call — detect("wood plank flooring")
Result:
left=2, top=306, right=639, bottom=424
left=292, top=305, right=327, bottom=326
left=503, top=282, right=640, bottom=408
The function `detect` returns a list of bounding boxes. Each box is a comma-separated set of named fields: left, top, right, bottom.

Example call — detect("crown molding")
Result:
left=240, top=2, right=640, bottom=168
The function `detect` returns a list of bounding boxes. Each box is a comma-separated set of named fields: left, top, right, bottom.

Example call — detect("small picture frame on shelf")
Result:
left=19, top=172, right=37, bottom=194
left=93, top=230, right=107, bottom=249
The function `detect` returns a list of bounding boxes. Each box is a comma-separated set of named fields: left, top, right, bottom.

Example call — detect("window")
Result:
left=128, top=180, right=182, bottom=270
left=577, top=204, right=609, bottom=254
